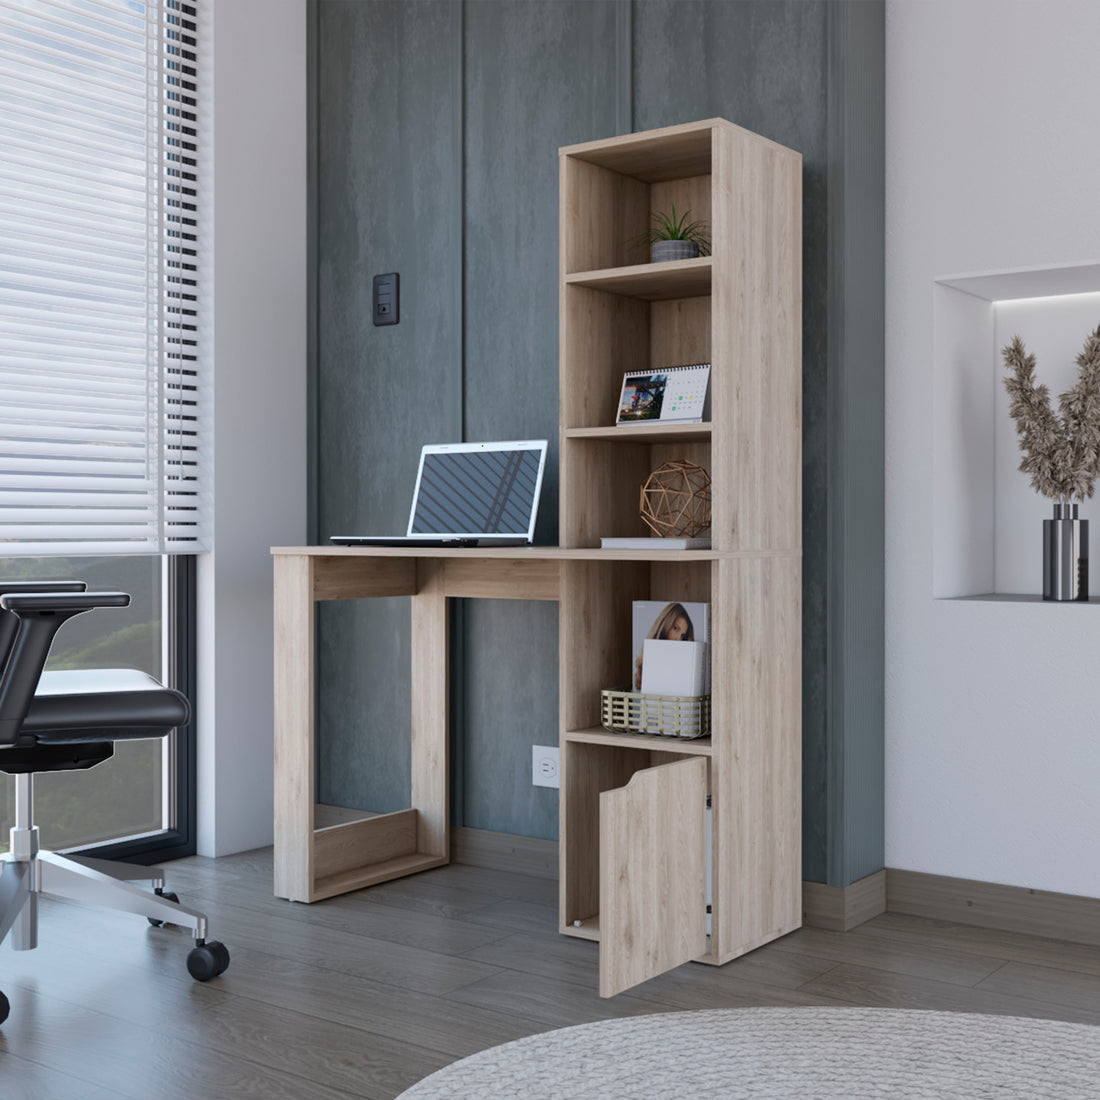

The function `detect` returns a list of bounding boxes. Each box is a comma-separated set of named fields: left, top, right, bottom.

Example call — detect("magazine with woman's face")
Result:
left=632, top=600, right=710, bottom=691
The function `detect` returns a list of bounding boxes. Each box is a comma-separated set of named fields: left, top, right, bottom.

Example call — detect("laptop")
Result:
left=329, top=440, right=548, bottom=548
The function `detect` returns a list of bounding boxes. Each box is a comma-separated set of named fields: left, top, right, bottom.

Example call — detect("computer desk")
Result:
left=269, top=540, right=801, bottom=1002
left=271, top=544, right=569, bottom=903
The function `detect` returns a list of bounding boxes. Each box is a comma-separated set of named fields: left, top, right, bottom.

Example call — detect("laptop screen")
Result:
left=407, top=442, right=546, bottom=539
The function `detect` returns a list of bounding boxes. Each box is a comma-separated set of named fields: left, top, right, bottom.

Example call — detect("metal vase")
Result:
left=1043, top=502, right=1089, bottom=601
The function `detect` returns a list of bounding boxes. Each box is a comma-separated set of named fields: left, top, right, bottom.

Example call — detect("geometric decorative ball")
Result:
left=639, top=459, right=712, bottom=537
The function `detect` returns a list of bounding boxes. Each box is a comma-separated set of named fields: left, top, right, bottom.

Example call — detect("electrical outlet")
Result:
left=532, top=745, right=559, bottom=788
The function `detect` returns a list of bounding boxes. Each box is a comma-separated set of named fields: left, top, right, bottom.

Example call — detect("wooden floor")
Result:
left=3, top=850, right=1100, bottom=1099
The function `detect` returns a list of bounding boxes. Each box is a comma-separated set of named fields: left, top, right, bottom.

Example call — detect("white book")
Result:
left=641, top=639, right=709, bottom=696
left=601, top=536, right=711, bottom=550
left=632, top=600, right=709, bottom=691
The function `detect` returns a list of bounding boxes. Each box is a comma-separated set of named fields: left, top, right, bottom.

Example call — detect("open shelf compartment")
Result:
left=559, top=278, right=714, bottom=549
left=560, top=123, right=715, bottom=276
left=560, top=435, right=713, bottom=548
left=560, top=282, right=712, bottom=433
left=559, top=558, right=712, bottom=732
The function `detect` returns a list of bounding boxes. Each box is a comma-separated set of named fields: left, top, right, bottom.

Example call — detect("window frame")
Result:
left=74, top=554, right=197, bottom=864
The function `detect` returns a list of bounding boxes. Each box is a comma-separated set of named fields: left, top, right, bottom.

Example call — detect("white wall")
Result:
left=887, top=0, right=1100, bottom=897
left=200, top=0, right=307, bottom=856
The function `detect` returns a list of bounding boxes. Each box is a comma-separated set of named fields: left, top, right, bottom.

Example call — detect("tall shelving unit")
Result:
left=557, top=119, right=803, bottom=997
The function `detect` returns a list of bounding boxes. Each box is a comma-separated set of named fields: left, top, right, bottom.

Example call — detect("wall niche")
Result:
left=934, top=261, right=1100, bottom=600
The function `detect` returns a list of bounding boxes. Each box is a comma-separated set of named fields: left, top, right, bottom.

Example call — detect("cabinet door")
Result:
left=599, top=757, right=707, bottom=997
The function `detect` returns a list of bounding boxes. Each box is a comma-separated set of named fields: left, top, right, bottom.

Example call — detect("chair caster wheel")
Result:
left=148, top=889, right=180, bottom=926
left=187, top=940, right=230, bottom=981
left=0, top=990, right=8, bottom=1026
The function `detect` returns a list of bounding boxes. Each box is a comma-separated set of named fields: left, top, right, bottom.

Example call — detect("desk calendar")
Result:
left=615, top=363, right=711, bottom=425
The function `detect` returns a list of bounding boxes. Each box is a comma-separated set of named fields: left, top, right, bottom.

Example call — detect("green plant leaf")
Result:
left=627, top=203, right=712, bottom=256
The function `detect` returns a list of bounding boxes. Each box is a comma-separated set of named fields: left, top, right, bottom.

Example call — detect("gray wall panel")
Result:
left=462, top=600, right=560, bottom=839
left=311, top=0, right=883, bottom=875
left=633, top=0, right=832, bottom=881
left=827, top=0, right=885, bottom=887
left=463, top=0, right=622, bottom=540
left=461, top=0, right=620, bottom=840
left=315, top=1, right=460, bottom=812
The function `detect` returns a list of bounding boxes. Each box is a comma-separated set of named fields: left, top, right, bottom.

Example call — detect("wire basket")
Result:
left=600, top=688, right=711, bottom=740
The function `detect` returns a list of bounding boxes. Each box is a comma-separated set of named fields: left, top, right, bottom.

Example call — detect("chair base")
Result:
left=0, top=847, right=229, bottom=1027
left=0, top=850, right=209, bottom=949
left=0, top=772, right=228, bottom=1027
left=3, top=770, right=207, bottom=948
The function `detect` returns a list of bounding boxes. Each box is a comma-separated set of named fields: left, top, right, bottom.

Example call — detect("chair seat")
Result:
left=21, top=669, right=190, bottom=743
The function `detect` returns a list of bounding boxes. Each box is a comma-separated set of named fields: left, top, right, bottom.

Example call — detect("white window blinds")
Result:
left=0, top=0, right=209, bottom=555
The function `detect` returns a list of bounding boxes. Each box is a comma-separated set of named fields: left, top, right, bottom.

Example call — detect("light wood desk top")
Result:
left=271, top=545, right=799, bottom=560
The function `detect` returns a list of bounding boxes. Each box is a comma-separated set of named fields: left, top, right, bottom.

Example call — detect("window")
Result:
left=0, top=554, right=164, bottom=851
left=0, top=0, right=207, bottom=858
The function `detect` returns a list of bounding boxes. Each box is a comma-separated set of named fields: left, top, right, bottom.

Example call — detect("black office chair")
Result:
left=0, top=581, right=229, bottom=1025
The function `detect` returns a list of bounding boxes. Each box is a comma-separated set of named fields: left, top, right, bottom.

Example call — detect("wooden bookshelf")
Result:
left=557, top=118, right=802, bottom=996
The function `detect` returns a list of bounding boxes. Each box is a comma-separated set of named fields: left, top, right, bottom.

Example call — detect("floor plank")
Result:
left=628, top=950, right=848, bottom=1010
left=3, top=849, right=1100, bottom=1099
left=460, top=928, right=606, bottom=988
left=164, top=868, right=513, bottom=957
left=458, top=897, right=562, bottom=936
left=976, top=960, right=1100, bottom=1015
left=770, top=923, right=1005, bottom=986
left=443, top=967, right=679, bottom=1028
left=0, top=1048, right=121, bottom=1100
left=0, top=921, right=452, bottom=1099
left=0, top=990, right=363, bottom=1100
left=860, top=911, right=1100, bottom=977
left=799, top=961, right=1100, bottom=1025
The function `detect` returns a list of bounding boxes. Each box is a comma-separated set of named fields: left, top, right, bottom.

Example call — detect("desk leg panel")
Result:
left=313, top=808, right=419, bottom=883
left=274, top=555, right=315, bottom=901
left=411, top=562, right=449, bottom=861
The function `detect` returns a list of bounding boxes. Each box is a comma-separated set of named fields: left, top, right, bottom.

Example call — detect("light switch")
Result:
left=373, top=272, right=399, bottom=326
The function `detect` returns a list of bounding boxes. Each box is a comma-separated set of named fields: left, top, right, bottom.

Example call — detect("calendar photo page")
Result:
left=616, top=364, right=710, bottom=425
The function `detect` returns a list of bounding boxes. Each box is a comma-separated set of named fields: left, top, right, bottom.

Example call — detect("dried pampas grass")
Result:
left=1003, top=325, right=1100, bottom=501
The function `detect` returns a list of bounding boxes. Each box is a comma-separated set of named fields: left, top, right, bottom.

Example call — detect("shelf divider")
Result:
left=565, top=727, right=713, bottom=756
left=565, top=257, right=711, bottom=300
left=564, top=422, right=712, bottom=444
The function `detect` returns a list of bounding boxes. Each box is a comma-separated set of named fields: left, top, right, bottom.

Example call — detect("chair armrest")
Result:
left=0, top=591, right=131, bottom=746
left=0, top=582, right=86, bottom=596
left=0, top=581, right=88, bottom=677
left=0, top=592, right=129, bottom=612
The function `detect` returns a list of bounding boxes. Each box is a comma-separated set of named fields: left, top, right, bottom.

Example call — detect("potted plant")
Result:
left=635, top=205, right=711, bottom=263
left=1003, top=325, right=1100, bottom=600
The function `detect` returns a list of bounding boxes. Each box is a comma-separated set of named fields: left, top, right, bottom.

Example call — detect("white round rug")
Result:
left=396, top=1007, right=1100, bottom=1099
